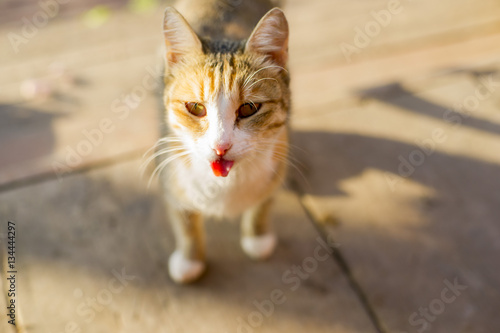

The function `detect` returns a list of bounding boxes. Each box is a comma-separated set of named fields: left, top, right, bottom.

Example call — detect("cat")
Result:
left=157, top=0, right=290, bottom=283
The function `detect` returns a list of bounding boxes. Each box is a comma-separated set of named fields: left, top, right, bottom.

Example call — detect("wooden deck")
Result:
left=1, top=0, right=499, bottom=332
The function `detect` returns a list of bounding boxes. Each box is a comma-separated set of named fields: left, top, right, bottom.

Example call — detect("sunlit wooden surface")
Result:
left=0, top=0, right=499, bottom=332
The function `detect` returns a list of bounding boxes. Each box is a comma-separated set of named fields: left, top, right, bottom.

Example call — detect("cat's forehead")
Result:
left=173, top=53, right=281, bottom=103
left=202, top=53, right=255, bottom=80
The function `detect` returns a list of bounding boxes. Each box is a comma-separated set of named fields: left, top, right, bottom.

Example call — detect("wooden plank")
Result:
left=287, top=0, right=500, bottom=68
left=0, top=52, right=160, bottom=187
left=0, top=9, right=165, bottom=89
left=291, top=33, right=500, bottom=112
left=0, top=7, right=166, bottom=188
left=292, top=72, right=500, bottom=333
left=0, top=158, right=378, bottom=333
left=0, top=0, right=132, bottom=26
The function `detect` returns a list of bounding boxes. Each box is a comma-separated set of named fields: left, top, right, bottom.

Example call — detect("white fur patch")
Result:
left=168, top=250, right=206, bottom=283
left=241, top=233, right=277, bottom=260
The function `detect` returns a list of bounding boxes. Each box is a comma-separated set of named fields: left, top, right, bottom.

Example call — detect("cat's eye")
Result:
left=185, top=102, right=207, bottom=117
left=237, top=103, right=261, bottom=118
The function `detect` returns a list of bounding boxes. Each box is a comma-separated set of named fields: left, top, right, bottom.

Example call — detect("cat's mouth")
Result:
left=211, top=158, right=234, bottom=177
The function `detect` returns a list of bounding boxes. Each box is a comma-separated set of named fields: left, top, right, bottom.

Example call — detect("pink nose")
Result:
left=214, top=144, right=232, bottom=157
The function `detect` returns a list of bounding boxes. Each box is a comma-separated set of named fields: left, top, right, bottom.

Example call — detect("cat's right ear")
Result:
left=163, top=7, right=202, bottom=65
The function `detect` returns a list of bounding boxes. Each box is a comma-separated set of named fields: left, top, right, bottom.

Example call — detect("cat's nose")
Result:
left=214, top=143, right=232, bottom=157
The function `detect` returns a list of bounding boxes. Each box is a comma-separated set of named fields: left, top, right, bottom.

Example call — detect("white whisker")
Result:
left=140, top=147, right=186, bottom=177
left=246, top=77, right=278, bottom=91
left=147, top=151, right=190, bottom=188
left=243, top=65, right=287, bottom=89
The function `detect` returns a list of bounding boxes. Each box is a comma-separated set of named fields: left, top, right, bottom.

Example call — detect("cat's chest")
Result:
left=173, top=157, right=278, bottom=217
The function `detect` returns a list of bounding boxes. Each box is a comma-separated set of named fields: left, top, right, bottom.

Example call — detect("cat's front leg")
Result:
left=168, top=206, right=206, bottom=283
left=241, top=198, right=277, bottom=260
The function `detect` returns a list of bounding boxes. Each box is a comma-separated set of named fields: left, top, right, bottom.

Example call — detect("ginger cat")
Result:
left=158, top=0, right=290, bottom=283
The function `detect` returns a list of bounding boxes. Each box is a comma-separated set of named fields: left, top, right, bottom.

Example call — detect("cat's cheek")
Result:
left=231, top=131, right=252, bottom=158
left=167, top=113, right=185, bottom=132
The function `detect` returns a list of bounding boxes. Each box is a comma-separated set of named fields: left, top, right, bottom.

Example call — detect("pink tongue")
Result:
left=211, top=158, right=234, bottom=177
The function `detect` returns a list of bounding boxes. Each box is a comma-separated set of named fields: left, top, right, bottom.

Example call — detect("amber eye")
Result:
left=237, top=103, right=261, bottom=118
left=185, top=102, right=207, bottom=117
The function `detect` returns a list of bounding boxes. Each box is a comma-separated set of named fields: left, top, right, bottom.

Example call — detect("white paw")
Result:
left=168, top=250, right=206, bottom=283
left=241, top=233, right=277, bottom=260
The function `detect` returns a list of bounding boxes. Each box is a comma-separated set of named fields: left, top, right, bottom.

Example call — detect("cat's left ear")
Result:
left=163, top=7, right=203, bottom=65
left=245, top=8, right=289, bottom=67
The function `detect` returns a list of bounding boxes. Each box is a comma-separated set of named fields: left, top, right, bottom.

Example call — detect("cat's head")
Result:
left=162, top=7, right=290, bottom=177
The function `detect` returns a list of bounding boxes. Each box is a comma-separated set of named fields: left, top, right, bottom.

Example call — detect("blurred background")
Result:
left=0, top=0, right=499, bottom=332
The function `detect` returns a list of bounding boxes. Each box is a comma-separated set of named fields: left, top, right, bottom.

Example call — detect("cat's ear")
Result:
left=245, top=8, right=289, bottom=67
left=163, top=7, right=202, bottom=65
